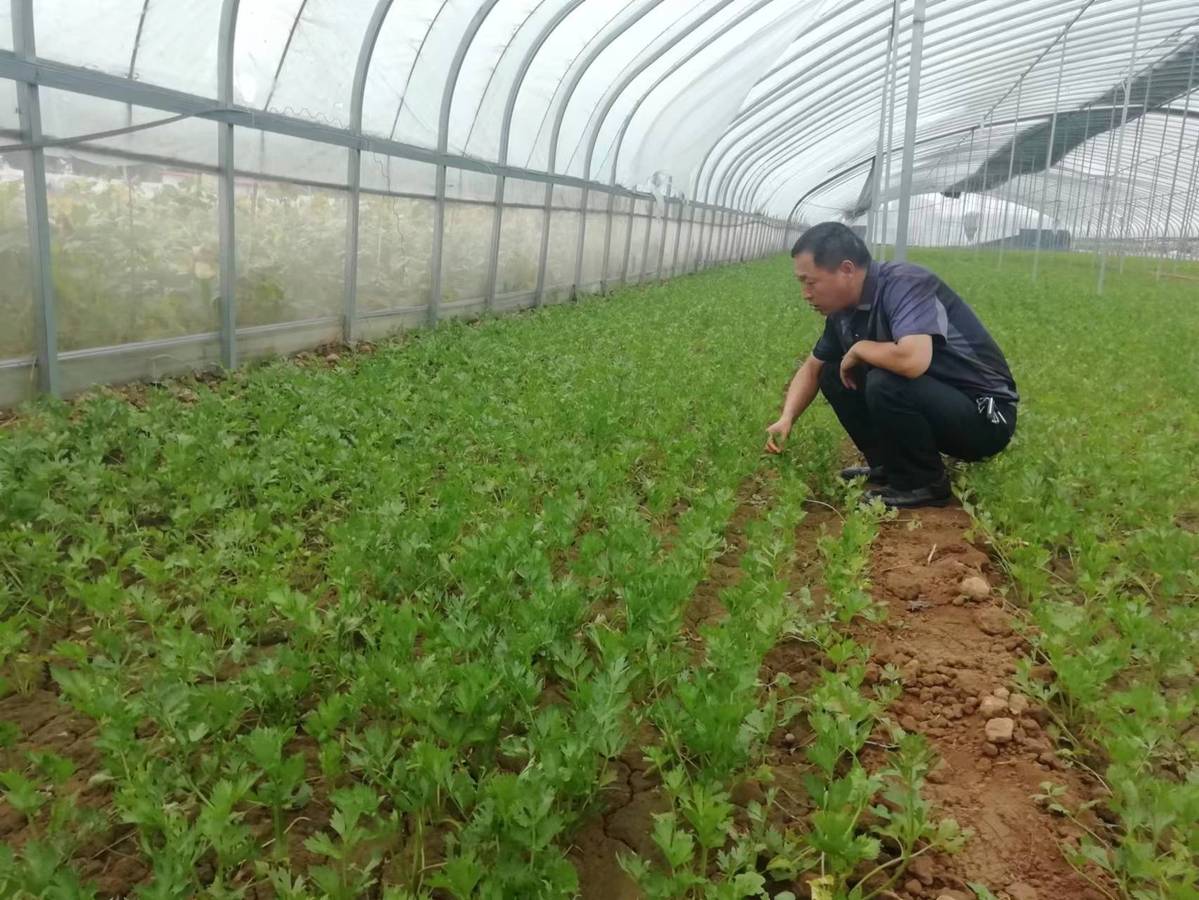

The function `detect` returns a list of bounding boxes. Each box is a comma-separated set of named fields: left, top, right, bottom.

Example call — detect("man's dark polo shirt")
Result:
left=812, top=261, right=1018, bottom=403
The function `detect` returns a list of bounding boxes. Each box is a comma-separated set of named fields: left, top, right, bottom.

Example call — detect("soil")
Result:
left=857, top=503, right=1112, bottom=900
left=571, top=469, right=778, bottom=898
left=571, top=496, right=1115, bottom=900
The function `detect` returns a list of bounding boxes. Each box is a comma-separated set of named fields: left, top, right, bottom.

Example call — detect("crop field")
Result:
left=0, top=250, right=1196, bottom=899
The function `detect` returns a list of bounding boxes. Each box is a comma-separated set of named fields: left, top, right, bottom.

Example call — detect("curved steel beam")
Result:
left=532, top=0, right=667, bottom=291
left=553, top=0, right=749, bottom=294
left=262, top=0, right=311, bottom=111
left=343, top=0, right=394, bottom=342
left=484, top=0, right=590, bottom=308
left=217, top=0, right=240, bottom=368
left=428, top=0, right=503, bottom=323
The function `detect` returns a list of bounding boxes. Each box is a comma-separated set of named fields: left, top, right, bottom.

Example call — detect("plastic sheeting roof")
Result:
left=3, top=0, right=1199, bottom=224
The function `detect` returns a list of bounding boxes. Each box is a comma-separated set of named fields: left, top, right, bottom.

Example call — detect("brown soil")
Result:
left=571, top=470, right=777, bottom=898
left=859, top=504, right=1111, bottom=900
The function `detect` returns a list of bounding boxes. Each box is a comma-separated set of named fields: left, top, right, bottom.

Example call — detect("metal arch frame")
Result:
left=540, top=0, right=742, bottom=300
left=457, top=0, right=554, bottom=155
left=702, top=0, right=1199, bottom=220
left=343, top=0, right=394, bottom=344
left=11, top=0, right=57, bottom=395
left=717, top=33, right=1068, bottom=217
left=592, top=0, right=799, bottom=274
left=218, top=0, right=239, bottom=369
left=128, top=0, right=152, bottom=80
left=546, top=0, right=748, bottom=299
left=532, top=0, right=667, bottom=299
left=1157, top=39, right=1197, bottom=277
left=691, top=4, right=887, bottom=208
left=587, top=0, right=781, bottom=290
left=735, top=46, right=1194, bottom=225
left=427, top=1, right=503, bottom=326
left=561, top=0, right=754, bottom=290
left=1098, top=0, right=1147, bottom=293
left=693, top=0, right=1055, bottom=208
left=261, top=0, right=312, bottom=113
left=776, top=114, right=1057, bottom=233
left=484, top=0, right=589, bottom=310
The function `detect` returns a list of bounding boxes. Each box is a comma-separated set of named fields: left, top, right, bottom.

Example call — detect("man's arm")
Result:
left=765, top=354, right=825, bottom=453
left=839, top=334, right=932, bottom=388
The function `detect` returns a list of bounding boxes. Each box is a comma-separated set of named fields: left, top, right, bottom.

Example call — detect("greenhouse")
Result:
left=0, top=1, right=1197, bottom=898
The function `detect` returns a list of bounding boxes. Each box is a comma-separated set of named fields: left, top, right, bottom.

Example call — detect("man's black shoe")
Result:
left=873, top=476, right=952, bottom=509
left=839, top=465, right=886, bottom=484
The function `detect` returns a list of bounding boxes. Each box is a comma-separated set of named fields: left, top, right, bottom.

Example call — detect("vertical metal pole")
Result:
left=1065, top=108, right=1092, bottom=251
left=217, top=0, right=239, bottom=368
left=878, top=9, right=902, bottom=261
left=1175, top=118, right=1199, bottom=270
left=486, top=177, right=507, bottom=306
left=893, top=0, right=927, bottom=263
left=703, top=207, right=721, bottom=269
left=975, top=118, right=994, bottom=255
left=1118, top=63, right=1152, bottom=272
left=1098, top=0, right=1145, bottom=294
left=670, top=196, right=685, bottom=276
left=955, top=127, right=976, bottom=249
left=639, top=197, right=656, bottom=281
left=620, top=197, right=636, bottom=284
left=534, top=183, right=554, bottom=304
left=998, top=83, right=1023, bottom=269
left=1140, top=105, right=1170, bottom=258
left=1158, top=41, right=1197, bottom=279
left=12, top=0, right=58, bottom=395
left=690, top=205, right=705, bottom=272
left=600, top=191, right=616, bottom=293
left=656, top=178, right=672, bottom=278
left=1033, top=32, right=1068, bottom=281
left=682, top=201, right=699, bottom=274
left=344, top=152, right=361, bottom=341
left=867, top=0, right=902, bottom=253
left=1089, top=105, right=1120, bottom=254
left=572, top=185, right=590, bottom=297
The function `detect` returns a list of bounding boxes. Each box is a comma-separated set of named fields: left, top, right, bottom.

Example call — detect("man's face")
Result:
left=793, top=252, right=860, bottom=316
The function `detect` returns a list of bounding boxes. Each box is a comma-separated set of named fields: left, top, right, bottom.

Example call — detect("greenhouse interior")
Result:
left=0, top=1, right=1197, bottom=898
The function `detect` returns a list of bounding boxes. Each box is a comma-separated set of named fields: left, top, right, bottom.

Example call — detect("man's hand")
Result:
left=840, top=345, right=862, bottom=390
left=765, top=417, right=792, bottom=454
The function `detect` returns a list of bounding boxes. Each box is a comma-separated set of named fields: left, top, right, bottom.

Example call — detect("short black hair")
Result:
left=790, top=221, right=871, bottom=270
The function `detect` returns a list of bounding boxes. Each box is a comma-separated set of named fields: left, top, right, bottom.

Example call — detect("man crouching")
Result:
left=765, top=222, right=1018, bottom=508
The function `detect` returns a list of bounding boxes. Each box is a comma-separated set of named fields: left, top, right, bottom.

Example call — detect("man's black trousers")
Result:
left=819, top=365, right=1016, bottom=491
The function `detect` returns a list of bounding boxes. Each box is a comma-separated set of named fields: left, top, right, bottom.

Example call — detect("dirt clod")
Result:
left=975, top=608, right=1010, bottom=636
left=985, top=717, right=1015, bottom=744
left=979, top=695, right=1008, bottom=717
left=960, top=575, right=991, bottom=599
left=1006, top=881, right=1038, bottom=900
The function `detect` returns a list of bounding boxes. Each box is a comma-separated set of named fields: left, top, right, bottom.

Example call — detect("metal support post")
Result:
left=639, top=198, right=655, bottom=281
left=975, top=118, right=994, bottom=255
left=12, top=0, right=58, bottom=395
left=656, top=178, right=672, bottom=278
left=998, top=81, right=1023, bottom=269
left=217, top=0, right=239, bottom=368
left=1118, top=62, right=1152, bottom=272
left=623, top=197, right=642, bottom=282
left=1033, top=31, right=1068, bottom=281
left=1158, top=40, right=1197, bottom=279
left=894, top=0, right=927, bottom=262
left=1098, top=0, right=1145, bottom=294
left=670, top=196, right=685, bottom=276
left=867, top=0, right=902, bottom=253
